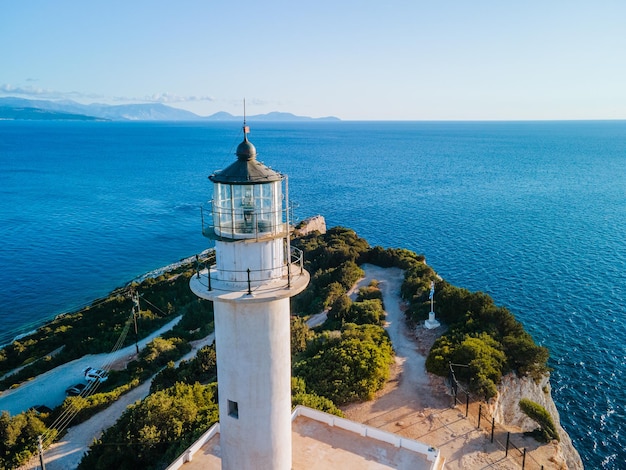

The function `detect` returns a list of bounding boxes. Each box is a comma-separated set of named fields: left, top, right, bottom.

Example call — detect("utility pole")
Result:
left=132, top=291, right=140, bottom=355
left=38, top=435, right=46, bottom=470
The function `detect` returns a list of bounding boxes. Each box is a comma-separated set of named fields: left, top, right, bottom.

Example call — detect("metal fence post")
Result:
left=38, top=435, right=46, bottom=470
left=465, top=392, right=469, bottom=417
left=491, top=417, right=495, bottom=443
left=287, top=262, right=291, bottom=288
left=477, top=404, right=482, bottom=429
left=505, top=432, right=510, bottom=457
left=522, top=448, right=526, bottom=469
left=247, top=268, right=252, bottom=295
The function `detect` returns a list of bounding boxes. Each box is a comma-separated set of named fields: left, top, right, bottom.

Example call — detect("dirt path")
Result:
left=342, top=264, right=561, bottom=470
left=1, top=316, right=185, bottom=416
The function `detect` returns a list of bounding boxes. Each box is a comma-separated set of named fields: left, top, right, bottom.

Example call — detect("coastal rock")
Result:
left=293, top=215, right=327, bottom=237
left=490, top=373, right=583, bottom=470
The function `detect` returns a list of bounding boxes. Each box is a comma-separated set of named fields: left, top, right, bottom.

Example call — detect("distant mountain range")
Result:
left=0, top=97, right=340, bottom=122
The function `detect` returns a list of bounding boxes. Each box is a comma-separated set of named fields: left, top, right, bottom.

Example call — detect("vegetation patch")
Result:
left=0, top=253, right=215, bottom=390
left=78, top=382, right=219, bottom=470
left=293, top=323, right=394, bottom=405
left=0, top=410, right=53, bottom=470
left=421, top=283, right=550, bottom=399
left=519, top=398, right=559, bottom=443
left=0, top=225, right=551, bottom=467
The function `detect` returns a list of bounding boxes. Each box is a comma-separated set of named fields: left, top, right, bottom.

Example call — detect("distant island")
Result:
left=0, top=97, right=341, bottom=122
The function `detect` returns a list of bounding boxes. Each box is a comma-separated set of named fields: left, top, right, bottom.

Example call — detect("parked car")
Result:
left=83, top=367, right=108, bottom=383
left=30, top=405, right=52, bottom=414
left=65, top=383, right=87, bottom=396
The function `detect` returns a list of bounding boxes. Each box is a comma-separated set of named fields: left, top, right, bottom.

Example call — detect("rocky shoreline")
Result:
left=416, top=322, right=582, bottom=469
left=492, top=373, right=583, bottom=469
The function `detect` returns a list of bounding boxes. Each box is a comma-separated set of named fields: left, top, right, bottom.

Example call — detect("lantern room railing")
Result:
left=200, top=201, right=290, bottom=241
left=194, top=246, right=306, bottom=293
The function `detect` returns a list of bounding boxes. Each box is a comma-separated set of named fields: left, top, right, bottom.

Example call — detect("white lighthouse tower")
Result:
left=189, top=123, right=309, bottom=470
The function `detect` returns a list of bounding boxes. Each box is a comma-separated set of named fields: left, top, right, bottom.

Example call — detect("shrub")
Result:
left=291, top=377, right=343, bottom=416
left=79, top=383, right=219, bottom=469
left=348, top=299, right=385, bottom=325
left=0, top=410, right=51, bottom=469
left=519, top=398, right=559, bottom=442
left=356, top=283, right=383, bottom=302
left=294, top=324, right=393, bottom=405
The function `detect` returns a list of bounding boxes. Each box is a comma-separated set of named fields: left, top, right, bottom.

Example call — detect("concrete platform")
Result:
left=168, top=406, right=441, bottom=470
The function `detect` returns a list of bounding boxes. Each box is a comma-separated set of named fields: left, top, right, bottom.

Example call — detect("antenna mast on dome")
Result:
left=243, top=98, right=250, bottom=136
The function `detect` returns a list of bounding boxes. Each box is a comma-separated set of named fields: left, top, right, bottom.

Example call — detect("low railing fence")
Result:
left=449, top=364, right=548, bottom=470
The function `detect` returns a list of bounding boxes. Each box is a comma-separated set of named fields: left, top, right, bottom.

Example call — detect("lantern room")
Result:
left=204, top=126, right=288, bottom=241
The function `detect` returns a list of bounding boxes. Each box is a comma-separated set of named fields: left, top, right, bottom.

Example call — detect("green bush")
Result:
left=294, top=324, right=393, bottom=405
left=79, top=382, right=219, bottom=470
left=0, top=410, right=52, bottom=469
left=291, top=377, right=343, bottom=416
left=519, top=398, right=559, bottom=442
left=150, top=345, right=217, bottom=394
left=291, top=317, right=313, bottom=357
left=356, top=282, right=383, bottom=302
left=415, top=277, right=550, bottom=398
left=326, top=294, right=352, bottom=328
left=291, top=227, right=369, bottom=316
left=292, top=392, right=344, bottom=416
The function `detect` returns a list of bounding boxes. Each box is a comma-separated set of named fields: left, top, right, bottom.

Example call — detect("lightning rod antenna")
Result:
left=243, top=98, right=250, bottom=137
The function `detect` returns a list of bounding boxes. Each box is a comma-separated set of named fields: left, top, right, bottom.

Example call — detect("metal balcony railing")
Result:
left=194, top=246, right=305, bottom=294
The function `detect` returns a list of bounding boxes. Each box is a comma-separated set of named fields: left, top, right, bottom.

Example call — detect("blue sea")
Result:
left=1, top=120, right=625, bottom=468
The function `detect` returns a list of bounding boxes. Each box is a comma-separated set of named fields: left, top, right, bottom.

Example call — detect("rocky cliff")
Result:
left=293, top=215, right=327, bottom=237
left=490, top=373, right=583, bottom=469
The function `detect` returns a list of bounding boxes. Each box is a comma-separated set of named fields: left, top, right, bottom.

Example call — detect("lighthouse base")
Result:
left=424, top=312, right=441, bottom=330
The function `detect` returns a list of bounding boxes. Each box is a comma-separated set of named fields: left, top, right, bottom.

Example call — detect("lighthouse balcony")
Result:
left=190, top=246, right=309, bottom=300
left=200, top=204, right=289, bottom=241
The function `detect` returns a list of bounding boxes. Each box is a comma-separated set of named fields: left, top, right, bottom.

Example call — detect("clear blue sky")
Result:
left=2, top=1, right=626, bottom=120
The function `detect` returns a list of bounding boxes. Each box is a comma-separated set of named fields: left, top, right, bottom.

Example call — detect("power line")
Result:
left=38, top=307, right=136, bottom=450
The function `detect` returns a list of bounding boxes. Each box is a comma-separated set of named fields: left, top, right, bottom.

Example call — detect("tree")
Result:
left=356, top=281, right=383, bottom=302
left=291, top=377, right=343, bottom=416
left=327, top=294, right=352, bottom=327
left=0, top=410, right=50, bottom=469
left=348, top=299, right=385, bottom=325
left=79, top=383, right=219, bottom=470
left=502, top=333, right=550, bottom=378
left=291, top=316, right=313, bottom=356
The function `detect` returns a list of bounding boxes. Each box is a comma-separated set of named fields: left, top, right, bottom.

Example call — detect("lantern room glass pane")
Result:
left=212, top=181, right=283, bottom=238
left=213, top=183, right=233, bottom=233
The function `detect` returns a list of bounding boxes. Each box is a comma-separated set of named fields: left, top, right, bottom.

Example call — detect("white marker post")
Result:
left=425, top=280, right=440, bottom=329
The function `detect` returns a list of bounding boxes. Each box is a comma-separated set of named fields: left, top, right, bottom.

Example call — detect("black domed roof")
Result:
left=236, top=135, right=256, bottom=161
left=209, top=127, right=283, bottom=184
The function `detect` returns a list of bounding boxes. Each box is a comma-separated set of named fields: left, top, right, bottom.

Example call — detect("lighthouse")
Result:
left=189, top=123, right=310, bottom=470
